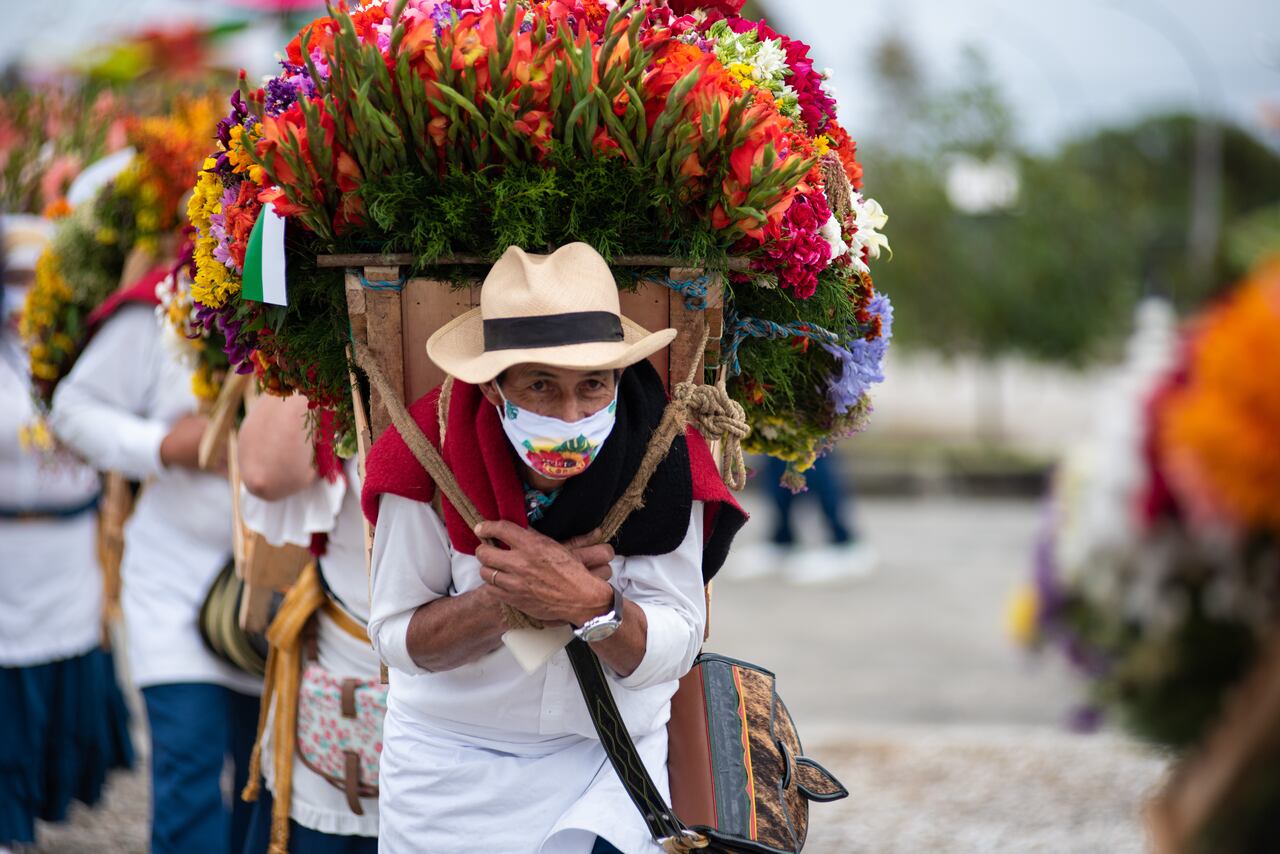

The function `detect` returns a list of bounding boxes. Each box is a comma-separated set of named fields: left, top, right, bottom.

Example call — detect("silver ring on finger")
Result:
left=489, top=568, right=500, bottom=586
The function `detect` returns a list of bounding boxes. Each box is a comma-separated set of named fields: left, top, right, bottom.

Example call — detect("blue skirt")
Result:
left=0, top=646, right=134, bottom=846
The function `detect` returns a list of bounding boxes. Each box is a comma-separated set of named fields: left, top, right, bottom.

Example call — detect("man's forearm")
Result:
left=405, top=585, right=509, bottom=671
left=588, top=598, right=648, bottom=678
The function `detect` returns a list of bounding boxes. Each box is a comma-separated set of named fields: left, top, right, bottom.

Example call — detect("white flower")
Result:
left=848, top=194, right=890, bottom=273
left=820, top=213, right=848, bottom=259
left=752, top=39, right=788, bottom=82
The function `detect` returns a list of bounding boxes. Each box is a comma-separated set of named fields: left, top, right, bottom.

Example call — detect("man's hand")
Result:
left=159, top=413, right=213, bottom=471
left=474, top=521, right=616, bottom=627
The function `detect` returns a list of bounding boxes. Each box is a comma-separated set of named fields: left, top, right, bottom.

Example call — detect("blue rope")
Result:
left=659, top=273, right=710, bottom=311
left=359, top=272, right=406, bottom=292
left=622, top=269, right=710, bottom=311
left=723, top=310, right=840, bottom=376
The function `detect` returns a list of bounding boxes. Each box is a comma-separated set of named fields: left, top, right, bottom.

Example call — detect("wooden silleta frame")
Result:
left=335, top=255, right=733, bottom=641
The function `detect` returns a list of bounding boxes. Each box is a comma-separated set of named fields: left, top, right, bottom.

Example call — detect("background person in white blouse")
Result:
left=0, top=214, right=133, bottom=853
left=49, top=277, right=261, bottom=854
left=362, top=244, right=745, bottom=854
left=236, top=393, right=381, bottom=854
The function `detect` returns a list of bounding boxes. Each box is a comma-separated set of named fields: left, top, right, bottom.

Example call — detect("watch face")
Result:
left=579, top=619, right=620, bottom=643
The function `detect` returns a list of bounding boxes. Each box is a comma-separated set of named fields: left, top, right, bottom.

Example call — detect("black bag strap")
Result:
left=564, top=638, right=708, bottom=851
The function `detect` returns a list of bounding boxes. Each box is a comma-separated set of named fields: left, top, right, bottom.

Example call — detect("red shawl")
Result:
left=361, top=379, right=747, bottom=581
left=86, top=265, right=168, bottom=333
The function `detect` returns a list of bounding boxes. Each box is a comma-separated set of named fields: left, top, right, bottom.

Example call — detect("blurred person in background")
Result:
left=47, top=232, right=261, bottom=854
left=737, top=453, right=875, bottom=583
left=237, top=393, right=380, bottom=854
left=0, top=215, right=133, bottom=853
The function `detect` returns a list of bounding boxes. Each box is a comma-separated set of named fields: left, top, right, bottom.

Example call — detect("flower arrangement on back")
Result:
left=187, top=0, right=892, bottom=484
left=1015, top=259, right=1280, bottom=750
left=21, top=97, right=221, bottom=407
left=0, top=84, right=129, bottom=218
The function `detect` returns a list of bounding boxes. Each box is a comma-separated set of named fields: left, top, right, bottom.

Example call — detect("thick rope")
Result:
left=820, top=151, right=855, bottom=223
left=356, top=350, right=541, bottom=631
left=437, top=376, right=453, bottom=444
left=354, top=329, right=749, bottom=631
left=596, top=328, right=749, bottom=538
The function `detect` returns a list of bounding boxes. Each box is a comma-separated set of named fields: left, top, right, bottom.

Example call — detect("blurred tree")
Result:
left=862, top=36, right=1280, bottom=364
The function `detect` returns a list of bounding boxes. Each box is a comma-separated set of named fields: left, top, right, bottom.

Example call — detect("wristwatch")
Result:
left=573, top=584, right=625, bottom=643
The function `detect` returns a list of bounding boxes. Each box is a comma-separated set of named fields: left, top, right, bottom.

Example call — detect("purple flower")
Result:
left=1067, top=704, right=1103, bottom=734
left=193, top=300, right=257, bottom=373
left=264, top=63, right=317, bottom=117
left=823, top=293, right=893, bottom=414
left=431, top=3, right=454, bottom=33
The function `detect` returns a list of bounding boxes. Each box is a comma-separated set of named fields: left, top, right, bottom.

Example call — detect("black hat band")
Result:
left=483, top=311, right=624, bottom=351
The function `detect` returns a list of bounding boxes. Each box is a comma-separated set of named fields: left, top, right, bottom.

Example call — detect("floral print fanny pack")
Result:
left=296, top=661, right=387, bottom=810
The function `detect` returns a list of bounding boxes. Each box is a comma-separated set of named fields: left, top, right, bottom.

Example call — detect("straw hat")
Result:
left=427, top=243, right=676, bottom=384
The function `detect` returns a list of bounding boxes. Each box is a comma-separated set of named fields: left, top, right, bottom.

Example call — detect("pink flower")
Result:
left=751, top=188, right=833, bottom=299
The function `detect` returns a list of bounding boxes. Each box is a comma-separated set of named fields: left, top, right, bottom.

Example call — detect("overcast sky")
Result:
left=766, top=0, right=1279, bottom=149
left=3, top=1, right=1277, bottom=149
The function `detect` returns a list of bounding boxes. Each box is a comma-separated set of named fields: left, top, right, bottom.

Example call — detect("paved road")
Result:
left=710, top=493, right=1081, bottom=730
left=36, top=495, right=1169, bottom=853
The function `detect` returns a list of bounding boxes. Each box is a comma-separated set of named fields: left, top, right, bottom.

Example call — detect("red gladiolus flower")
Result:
left=286, top=16, right=338, bottom=66
left=226, top=182, right=262, bottom=268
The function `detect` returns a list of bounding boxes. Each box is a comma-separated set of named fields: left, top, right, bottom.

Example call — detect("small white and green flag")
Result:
left=241, top=201, right=288, bottom=306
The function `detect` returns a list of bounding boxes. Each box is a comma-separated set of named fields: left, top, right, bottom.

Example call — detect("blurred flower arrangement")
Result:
left=0, top=84, right=130, bottom=216
left=187, top=0, right=892, bottom=482
left=1015, top=259, right=1280, bottom=750
left=156, top=235, right=230, bottom=404
left=20, top=98, right=221, bottom=406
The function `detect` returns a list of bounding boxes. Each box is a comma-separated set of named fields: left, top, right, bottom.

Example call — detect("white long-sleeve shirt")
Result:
left=367, top=494, right=705, bottom=853
left=49, top=303, right=259, bottom=694
left=0, top=322, right=102, bottom=666
left=239, top=459, right=380, bottom=836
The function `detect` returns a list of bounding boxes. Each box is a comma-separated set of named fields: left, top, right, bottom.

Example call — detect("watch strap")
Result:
left=574, top=583, right=624, bottom=639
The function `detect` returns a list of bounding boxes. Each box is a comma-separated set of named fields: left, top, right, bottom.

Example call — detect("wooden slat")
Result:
left=667, top=267, right=713, bottom=388
left=241, top=533, right=311, bottom=592
left=198, top=372, right=250, bottom=470
left=402, top=278, right=479, bottom=401
left=97, top=471, right=134, bottom=646
left=318, top=253, right=750, bottom=270
left=359, top=266, right=406, bottom=442
left=345, top=346, right=376, bottom=579
left=619, top=284, right=670, bottom=390
left=228, top=430, right=248, bottom=575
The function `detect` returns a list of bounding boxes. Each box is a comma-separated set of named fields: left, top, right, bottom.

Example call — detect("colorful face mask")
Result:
left=496, top=389, right=617, bottom=480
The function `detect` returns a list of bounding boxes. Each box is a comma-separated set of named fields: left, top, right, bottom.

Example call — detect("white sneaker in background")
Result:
left=722, top=541, right=788, bottom=580
left=785, top=540, right=878, bottom=585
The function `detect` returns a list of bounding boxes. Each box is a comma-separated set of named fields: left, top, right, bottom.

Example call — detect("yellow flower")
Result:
left=188, top=168, right=239, bottom=309
left=813, top=134, right=831, bottom=156
left=726, top=62, right=755, bottom=89
left=1005, top=584, right=1040, bottom=647
left=18, top=418, right=54, bottom=452
left=227, top=124, right=263, bottom=178
left=192, top=363, right=222, bottom=403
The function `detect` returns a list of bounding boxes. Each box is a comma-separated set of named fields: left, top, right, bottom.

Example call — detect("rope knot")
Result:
left=672, top=381, right=749, bottom=492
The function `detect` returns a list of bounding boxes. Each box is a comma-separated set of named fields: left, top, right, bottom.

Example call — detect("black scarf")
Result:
left=529, top=359, right=693, bottom=557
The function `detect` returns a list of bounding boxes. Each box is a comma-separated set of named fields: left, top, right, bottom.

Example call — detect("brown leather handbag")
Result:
left=566, top=643, right=848, bottom=853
